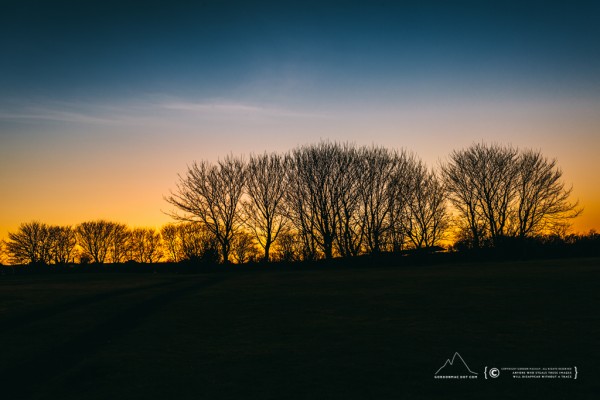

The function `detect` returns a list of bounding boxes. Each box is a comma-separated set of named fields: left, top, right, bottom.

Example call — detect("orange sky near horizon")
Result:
left=1, top=97, right=599, bottom=241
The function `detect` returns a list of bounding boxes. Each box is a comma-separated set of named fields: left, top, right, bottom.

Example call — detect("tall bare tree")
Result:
left=443, top=143, right=581, bottom=247
left=284, top=152, right=319, bottom=261
left=166, top=156, right=246, bottom=263
left=472, top=144, right=517, bottom=242
left=356, top=147, right=414, bottom=254
left=243, top=153, right=288, bottom=262
left=332, top=145, right=362, bottom=257
left=286, top=142, right=350, bottom=259
left=442, top=144, right=515, bottom=246
left=441, top=148, right=487, bottom=248
left=403, top=164, right=449, bottom=249
left=513, top=150, right=581, bottom=237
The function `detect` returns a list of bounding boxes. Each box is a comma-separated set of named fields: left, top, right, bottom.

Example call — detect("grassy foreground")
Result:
left=1, top=258, right=599, bottom=399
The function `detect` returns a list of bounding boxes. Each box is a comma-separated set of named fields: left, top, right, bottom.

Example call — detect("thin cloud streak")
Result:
left=0, top=98, right=327, bottom=128
left=0, top=109, right=123, bottom=125
left=160, top=100, right=327, bottom=119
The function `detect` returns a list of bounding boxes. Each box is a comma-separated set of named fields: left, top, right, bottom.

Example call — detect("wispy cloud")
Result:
left=0, top=108, right=124, bottom=125
left=160, top=100, right=326, bottom=119
left=0, top=97, right=326, bottom=128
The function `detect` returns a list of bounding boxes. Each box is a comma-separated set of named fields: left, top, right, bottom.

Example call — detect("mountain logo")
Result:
left=434, top=352, right=479, bottom=378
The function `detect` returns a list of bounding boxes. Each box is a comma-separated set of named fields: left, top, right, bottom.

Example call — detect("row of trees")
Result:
left=1, top=142, right=581, bottom=266
left=166, top=143, right=450, bottom=264
left=2, top=221, right=165, bottom=265
left=0, top=220, right=306, bottom=266
left=165, top=142, right=580, bottom=263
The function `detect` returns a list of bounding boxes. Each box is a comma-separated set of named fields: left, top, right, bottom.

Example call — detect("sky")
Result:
left=1, top=0, right=600, bottom=237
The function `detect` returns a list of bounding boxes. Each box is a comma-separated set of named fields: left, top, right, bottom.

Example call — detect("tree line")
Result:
left=1, top=142, right=582, bottom=266
left=1, top=221, right=226, bottom=266
left=167, top=141, right=580, bottom=263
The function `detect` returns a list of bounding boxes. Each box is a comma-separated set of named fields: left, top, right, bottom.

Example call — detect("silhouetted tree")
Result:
left=442, top=143, right=581, bottom=247
left=333, top=145, right=362, bottom=257
left=108, top=223, right=129, bottom=263
left=161, top=224, right=183, bottom=262
left=273, top=231, right=302, bottom=262
left=166, top=156, right=246, bottom=263
left=286, top=142, right=351, bottom=259
left=512, top=149, right=581, bottom=238
left=442, top=144, right=512, bottom=247
left=76, top=220, right=127, bottom=264
left=160, top=223, right=216, bottom=262
left=243, top=153, right=288, bottom=262
left=127, top=228, right=163, bottom=263
left=47, top=225, right=77, bottom=264
left=231, top=231, right=257, bottom=264
left=180, top=223, right=217, bottom=262
left=6, top=221, right=51, bottom=265
left=403, top=164, right=449, bottom=248
left=356, top=147, right=415, bottom=254
left=284, top=151, right=319, bottom=261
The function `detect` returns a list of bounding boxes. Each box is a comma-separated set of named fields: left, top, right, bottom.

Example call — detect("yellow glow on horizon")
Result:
left=1, top=98, right=599, bottom=242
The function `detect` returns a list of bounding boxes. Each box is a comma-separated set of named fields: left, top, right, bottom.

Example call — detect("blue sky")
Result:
left=1, top=0, right=599, bottom=234
left=2, top=1, right=599, bottom=103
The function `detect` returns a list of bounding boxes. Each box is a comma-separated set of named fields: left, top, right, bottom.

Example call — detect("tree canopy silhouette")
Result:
left=442, top=143, right=581, bottom=247
left=166, top=156, right=246, bottom=263
left=2, top=141, right=586, bottom=266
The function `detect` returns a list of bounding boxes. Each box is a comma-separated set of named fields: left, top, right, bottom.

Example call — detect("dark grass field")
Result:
left=1, top=258, right=599, bottom=399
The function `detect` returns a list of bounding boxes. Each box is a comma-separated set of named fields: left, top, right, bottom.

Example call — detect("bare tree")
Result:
left=6, top=221, right=51, bottom=265
left=161, top=223, right=217, bottom=262
left=127, top=228, right=163, bottom=263
left=333, top=145, right=362, bottom=257
left=231, top=231, right=258, bottom=264
left=472, top=144, right=517, bottom=242
left=512, top=150, right=581, bottom=237
left=356, top=147, right=415, bottom=254
left=442, top=144, right=513, bottom=247
left=442, top=143, right=581, bottom=247
left=180, top=223, right=218, bottom=262
left=243, top=153, right=288, bottom=262
left=166, top=156, right=246, bottom=263
left=108, top=223, right=130, bottom=263
left=47, top=225, right=77, bottom=264
left=442, top=152, right=487, bottom=248
left=284, top=152, right=319, bottom=261
left=76, top=220, right=127, bottom=264
left=403, top=164, right=449, bottom=249
left=272, top=231, right=302, bottom=262
left=286, top=142, right=354, bottom=259
left=161, top=224, right=183, bottom=262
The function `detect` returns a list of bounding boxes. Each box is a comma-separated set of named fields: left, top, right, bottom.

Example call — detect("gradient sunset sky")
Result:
left=1, top=0, right=599, bottom=237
